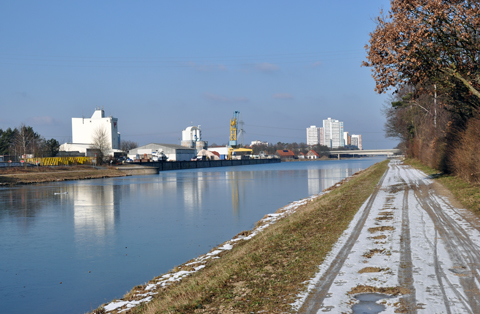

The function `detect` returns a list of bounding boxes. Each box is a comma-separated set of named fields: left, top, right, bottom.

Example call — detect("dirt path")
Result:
left=297, top=160, right=480, bottom=313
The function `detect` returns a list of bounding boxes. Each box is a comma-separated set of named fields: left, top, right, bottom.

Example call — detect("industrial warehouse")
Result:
left=52, top=108, right=278, bottom=170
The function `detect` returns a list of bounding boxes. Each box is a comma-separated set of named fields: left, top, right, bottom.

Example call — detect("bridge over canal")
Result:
left=329, top=149, right=402, bottom=159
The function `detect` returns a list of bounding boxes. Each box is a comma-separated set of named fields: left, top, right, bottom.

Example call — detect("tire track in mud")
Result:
left=297, top=161, right=480, bottom=313
left=398, top=184, right=417, bottom=312
left=298, top=168, right=388, bottom=313
left=413, top=181, right=480, bottom=313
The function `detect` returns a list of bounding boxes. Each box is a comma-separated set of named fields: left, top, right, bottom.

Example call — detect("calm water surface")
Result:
left=0, top=158, right=384, bottom=313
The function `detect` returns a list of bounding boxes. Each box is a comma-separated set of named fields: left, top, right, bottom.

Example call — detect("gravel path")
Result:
left=297, top=160, right=480, bottom=313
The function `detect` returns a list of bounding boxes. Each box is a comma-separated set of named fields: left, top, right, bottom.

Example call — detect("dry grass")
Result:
left=0, top=166, right=126, bottom=185
left=348, top=285, right=409, bottom=296
left=370, top=235, right=387, bottom=240
left=368, top=226, right=395, bottom=233
left=358, top=267, right=388, bottom=274
left=363, top=249, right=385, bottom=258
left=109, top=160, right=390, bottom=314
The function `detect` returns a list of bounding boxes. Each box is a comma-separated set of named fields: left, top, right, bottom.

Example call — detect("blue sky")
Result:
left=0, top=1, right=397, bottom=149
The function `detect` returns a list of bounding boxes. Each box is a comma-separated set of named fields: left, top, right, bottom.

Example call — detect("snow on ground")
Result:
left=294, top=160, right=480, bottom=313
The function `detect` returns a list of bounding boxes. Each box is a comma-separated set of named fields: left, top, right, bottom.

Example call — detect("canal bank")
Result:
left=0, top=159, right=281, bottom=185
left=0, top=158, right=386, bottom=314
left=116, top=158, right=280, bottom=175
left=94, top=160, right=390, bottom=314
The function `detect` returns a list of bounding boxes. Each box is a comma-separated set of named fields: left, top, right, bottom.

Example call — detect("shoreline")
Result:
left=0, top=166, right=128, bottom=186
left=93, top=160, right=390, bottom=314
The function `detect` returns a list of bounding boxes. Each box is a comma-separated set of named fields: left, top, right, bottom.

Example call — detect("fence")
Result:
left=25, top=157, right=94, bottom=166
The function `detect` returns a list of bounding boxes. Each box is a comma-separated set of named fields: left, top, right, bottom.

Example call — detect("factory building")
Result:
left=59, top=108, right=122, bottom=157
left=181, top=126, right=207, bottom=151
left=128, top=144, right=195, bottom=161
left=207, top=146, right=229, bottom=160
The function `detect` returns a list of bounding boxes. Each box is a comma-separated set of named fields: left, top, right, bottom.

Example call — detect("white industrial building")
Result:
left=59, top=108, right=122, bottom=157
left=208, top=146, right=229, bottom=160
left=128, top=144, right=195, bottom=161
left=181, top=126, right=207, bottom=151
left=323, top=118, right=344, bottom=149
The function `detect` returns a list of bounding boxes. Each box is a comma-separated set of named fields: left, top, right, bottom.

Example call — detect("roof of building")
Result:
left=307, top=150, right=320, bottom=157
left=137, top=143, right=194, bottom=150
left=276, top=149, right=295, bottom=157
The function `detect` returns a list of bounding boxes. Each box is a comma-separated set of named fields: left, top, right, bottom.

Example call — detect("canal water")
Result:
left=0, top=158, right=384, bottom=313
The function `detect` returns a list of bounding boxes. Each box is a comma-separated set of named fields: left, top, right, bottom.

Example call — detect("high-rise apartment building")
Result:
left=343, top=131, right=350, bottom=147
left=306, top=125, right=320, bottom=145
left=319, top=127, right=324, bottom=146
left=351, top=134, right=363, bottom=150
left=323, top=118, right=344, bottom=148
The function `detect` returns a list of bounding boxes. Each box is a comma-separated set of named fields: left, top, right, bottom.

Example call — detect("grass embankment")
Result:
left=111, top=160, right=389, bottom=314
left=0, top=166, right=127, bottom=186
left=404, top=158, right=480, bottom=215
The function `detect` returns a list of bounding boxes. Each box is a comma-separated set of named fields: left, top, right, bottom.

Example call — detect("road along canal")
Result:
left=297, top=160, right=480, bottom=313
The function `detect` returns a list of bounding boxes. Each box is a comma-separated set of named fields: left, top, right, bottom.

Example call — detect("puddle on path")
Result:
left=352, top=293, right=391, bottom=314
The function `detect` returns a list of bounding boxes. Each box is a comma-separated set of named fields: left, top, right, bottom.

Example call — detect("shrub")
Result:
left=450, top=116, right=480, bottom=184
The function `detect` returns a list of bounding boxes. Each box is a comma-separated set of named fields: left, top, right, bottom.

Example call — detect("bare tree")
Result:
left=120, top=140, right=138, bottom=152
left=90, top=126, right=110, bottom=159
left=10, top=124, right=41, bottom=158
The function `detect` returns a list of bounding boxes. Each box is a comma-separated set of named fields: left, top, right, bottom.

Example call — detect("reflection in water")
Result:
left=155, top=171, right=251, bottom=218
left=0, top=187, right=54, bottom=219
left=308, top=169, right=322, bottom=196
left=0, top=158, right=385, bottom=314
left=308, top=167, right=363, bottom=195
left=227, top=171, right=252, bottom=217
left=69, top=185, right=120, bottom=246
left=182, top=172, right=205, bottom=213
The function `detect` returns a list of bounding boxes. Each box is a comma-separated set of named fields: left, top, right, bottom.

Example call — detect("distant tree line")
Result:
left=0, top=124, right=140, bottom=162
left=0, top=124, right=60, bottom=160
left=249, top=142, right=331, bottom=157
left=209, top=141, right=333, bottom=157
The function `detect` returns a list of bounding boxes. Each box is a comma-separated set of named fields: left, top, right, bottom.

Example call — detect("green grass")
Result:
left=404, top=158, right=480, bottom=215
left=110, top=160, right=391, bottom=314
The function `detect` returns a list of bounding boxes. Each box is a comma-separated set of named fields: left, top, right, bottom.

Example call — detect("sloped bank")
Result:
left=0, top=167, right=126, bottom=186
left=93, top=160, right=389, bottom=314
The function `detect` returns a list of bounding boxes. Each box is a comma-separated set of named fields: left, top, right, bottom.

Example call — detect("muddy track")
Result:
left=297, top=168, right=388, bottom=313
left=297, top=160, right=480, bottom=313
left=399, top=182, right=417, bottom=312
left=413, top=181, right=480, bottom=313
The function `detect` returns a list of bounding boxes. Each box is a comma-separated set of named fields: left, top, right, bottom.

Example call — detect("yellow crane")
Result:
left=227, top=111, right=252, bottom=160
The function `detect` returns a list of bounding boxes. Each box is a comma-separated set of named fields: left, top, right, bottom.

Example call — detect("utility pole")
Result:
left=238, top=119, right=245, bottom=147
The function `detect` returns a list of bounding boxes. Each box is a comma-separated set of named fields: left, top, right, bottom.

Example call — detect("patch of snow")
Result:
left=105, top=301, right=129, bottom=312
